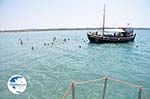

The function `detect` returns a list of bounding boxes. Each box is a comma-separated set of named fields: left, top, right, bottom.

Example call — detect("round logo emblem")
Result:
left=7, top=75, right=27, bottom=94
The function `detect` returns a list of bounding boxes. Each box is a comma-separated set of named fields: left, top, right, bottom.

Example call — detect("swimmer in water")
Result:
left=19, top=38, right=23, bottom=45
left=51, top=42, right=54, bottom=45
left=53, top=37, right=56, bottom=42
left=64, top=38, right=66, bottom=43
left=20, top=41, right=23, bottom=45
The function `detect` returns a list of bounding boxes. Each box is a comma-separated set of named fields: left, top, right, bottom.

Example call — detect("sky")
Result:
left=0, top=0, right=150, bottom=30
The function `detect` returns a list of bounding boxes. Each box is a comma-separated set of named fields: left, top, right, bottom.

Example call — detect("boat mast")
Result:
left=102, top=4, right=105, bottom=36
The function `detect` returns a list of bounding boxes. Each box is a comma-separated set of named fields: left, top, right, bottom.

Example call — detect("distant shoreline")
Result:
left=0, top=27, right=150, bottom=32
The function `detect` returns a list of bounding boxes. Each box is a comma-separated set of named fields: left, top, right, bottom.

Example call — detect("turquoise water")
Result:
left=0, top=30, right=150, bottom=99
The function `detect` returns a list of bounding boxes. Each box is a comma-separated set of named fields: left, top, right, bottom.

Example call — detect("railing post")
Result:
left=72, top=82, right=75, bottom=99
left=138, top=87, right=142, bottom=99
left=102, top=77, right=108, bottom=99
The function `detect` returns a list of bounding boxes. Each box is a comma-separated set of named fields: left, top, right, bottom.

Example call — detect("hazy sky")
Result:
left=0, top=0, right=150, bottom=29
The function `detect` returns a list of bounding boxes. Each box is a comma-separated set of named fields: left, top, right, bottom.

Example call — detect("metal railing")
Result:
left=62, top=76, right=147, bottom=99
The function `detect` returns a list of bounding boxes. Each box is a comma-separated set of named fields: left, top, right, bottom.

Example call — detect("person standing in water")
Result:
left=19, top=38, right=23, bottom=45
left=64, top=38, right=66, bottom=43
left=53, top=37, right=56, bottom=42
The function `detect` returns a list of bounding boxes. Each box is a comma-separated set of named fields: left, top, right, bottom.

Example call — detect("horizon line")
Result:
left=0, top=27, right=150, bottom=32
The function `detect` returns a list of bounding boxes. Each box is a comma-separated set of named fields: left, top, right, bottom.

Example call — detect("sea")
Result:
left=0, top=30, right=150, bottom=99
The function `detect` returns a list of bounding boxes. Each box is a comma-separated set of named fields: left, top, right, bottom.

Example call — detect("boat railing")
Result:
left=62, top=76, right=147, bottom=99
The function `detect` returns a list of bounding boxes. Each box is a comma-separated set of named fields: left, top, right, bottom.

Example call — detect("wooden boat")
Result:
left=87, top=5, right=136, bottom=43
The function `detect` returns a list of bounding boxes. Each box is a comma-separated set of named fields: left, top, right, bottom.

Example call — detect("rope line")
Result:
left=62, top=84, right=71, bottom=99
left=75, top=77, right=105, bottom=85
left=142, top=88, right=148, bottom=99
left=108, top=77, right=142, bottom=88
left=62, top=81, right=76, bottom=99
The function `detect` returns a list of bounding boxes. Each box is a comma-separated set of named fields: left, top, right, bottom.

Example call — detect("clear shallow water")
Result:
left=0, top=30, right=150, bottom=99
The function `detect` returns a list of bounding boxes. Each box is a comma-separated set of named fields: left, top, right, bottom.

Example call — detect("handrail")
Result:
left=62, top=76, right=148, bottom=99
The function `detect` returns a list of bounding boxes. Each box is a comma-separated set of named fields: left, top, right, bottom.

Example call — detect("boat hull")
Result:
left=87, top=34, right=136, bottom=43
